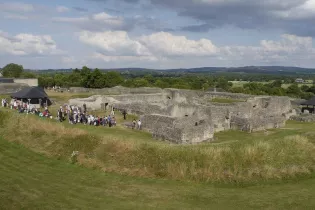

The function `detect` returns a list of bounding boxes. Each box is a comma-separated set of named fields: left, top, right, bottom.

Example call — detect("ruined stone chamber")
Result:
left=69, top=87, right=296, bottom=144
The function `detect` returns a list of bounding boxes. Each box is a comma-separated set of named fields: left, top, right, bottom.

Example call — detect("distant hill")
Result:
left=28, top=66, right=315, bottom=76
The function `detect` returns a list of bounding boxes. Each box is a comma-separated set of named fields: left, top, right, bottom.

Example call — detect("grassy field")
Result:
left=1, top=107, right=315, bottom=183
left=230, top=81, right=313, bottom=89
left=3, top=136, right=315, bottom=209
left=3, top=91, right=315, bottom=208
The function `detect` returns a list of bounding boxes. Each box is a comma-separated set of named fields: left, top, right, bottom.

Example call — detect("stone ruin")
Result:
left=0, top=83, right=29, bottom=95
left=69, top=86, right=296, bottom=144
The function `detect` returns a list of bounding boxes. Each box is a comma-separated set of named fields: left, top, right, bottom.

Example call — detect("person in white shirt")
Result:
left=137, top=120, right=142, bottom=130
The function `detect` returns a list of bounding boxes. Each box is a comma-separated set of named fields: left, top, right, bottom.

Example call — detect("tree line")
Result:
left=1, top=63, right=315, bottom=99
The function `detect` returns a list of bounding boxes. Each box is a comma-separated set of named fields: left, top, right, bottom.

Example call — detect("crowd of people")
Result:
left=57, top=104, right=118, bottom=127
left=1, top=98, right=142, bottom=130
left=2, top=98, right=45, bottom=115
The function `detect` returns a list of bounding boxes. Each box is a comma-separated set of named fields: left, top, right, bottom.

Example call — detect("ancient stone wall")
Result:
left=113, top=103, right=167, bottom=116
left=205, top=92, right=252, bottom=100
left=141, top=114, right=214, bottom=144
left=0, top=83, right=29, bottom=95
left=69, top=87, right=295, bottom=144
left=69, top=86, right=163, bottom=95
left=230, top=115, right=286, bottom=132
left=68, top=95, right=104, bottom=110
left=108, top=93, right=167, bottom=104
left=13, top=78, right=38, bottom=87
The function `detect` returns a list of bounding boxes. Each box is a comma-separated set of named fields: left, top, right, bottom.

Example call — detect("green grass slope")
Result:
left=2, top=136, right=315, bottom=209
left=2, top=108, right=315, bottom=183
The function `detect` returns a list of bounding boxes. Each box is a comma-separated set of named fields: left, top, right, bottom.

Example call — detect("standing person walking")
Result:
left=132, top=119, right=136, bottom=129
left=122, top=110, right=127, bottom=120
left=137, top=120, right=142, bottom=130
left=83, top=103, right=86, bottom=113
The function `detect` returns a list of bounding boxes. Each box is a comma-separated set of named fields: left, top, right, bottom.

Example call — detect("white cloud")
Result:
left=92, top=12, right=124, bottom=27
left=0, top=31, right=64, bottom=56
left=221, top=34, right=315, bottom=63
left=0, top=2, right=34, bottom=12
left=3, top=13, right=28, bottom=20
left=78, top=30, right=315, bottom=67
left=52, top=17, right=89, bottom=23
left=79, top=31, right=219, bottom=59
left=260, top=34, right=312, bottom=53
left=139, top=32, right=219, bottom=56
left=56, top=6, right=70, bottom=13
left=92, top=53, right=158, bottom=62
left=52, top=12, right=127, bottom=31
left=272, top=0, right=315, bottom=20
left=79, top=30, right=152, bottom=56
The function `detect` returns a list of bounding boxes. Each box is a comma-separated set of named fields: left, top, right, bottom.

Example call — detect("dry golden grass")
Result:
left=2, top=109, right=315, bottom=183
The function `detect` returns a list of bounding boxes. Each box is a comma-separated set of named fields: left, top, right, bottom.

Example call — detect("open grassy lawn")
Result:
left=229, top=81, right=314, bottom=89
left=281, top=83, right=313, bottom=89
left=229, top=81, right=270, bottom=88
left=3, top=136, right=315, bottom=209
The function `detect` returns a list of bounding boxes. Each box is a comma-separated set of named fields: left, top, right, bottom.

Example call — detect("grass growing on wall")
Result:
left=210, top=97, right=246, bottom=104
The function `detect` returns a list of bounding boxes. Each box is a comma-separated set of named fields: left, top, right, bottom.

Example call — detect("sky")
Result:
left=1, top=0, right=315, bottom=69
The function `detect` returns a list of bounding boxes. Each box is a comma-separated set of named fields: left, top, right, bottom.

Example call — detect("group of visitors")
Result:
left=1, top=98, right=8, bottom=108
left=57, top=104, right=118, bottom=127
left=1, top=98, right=143, bottom=130
left=2, top=98, right=52, bottom=117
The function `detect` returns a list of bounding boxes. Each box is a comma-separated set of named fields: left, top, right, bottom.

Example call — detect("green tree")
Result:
left=154, top=79, right=169, bottom=89
left=90, top=69, right=105, bottom=88
left=103, top=72, right=123, bottom=88
left=270, top=80, right=282, bottom=88
left=286, top=84, right=302, bottom=97
left=80, top=66, right=91, bottom=77
left=307, top=86, right=315, bottom=94
left=54, top=74, right=67, bottom=87
left=38, top=76, right=54, bottom=88
left=144, top=74, right=155, bottom=84
left=1, top=63, right=24, bottom=78
left=216, top=78, right=231, bottom=90
left=133, top=78, right=149, bottom=87
left=21, top=71, right=36, bottom=78
left=301, top=85, right=310, bottom=92
left=80, top=66, right=92, bottom=88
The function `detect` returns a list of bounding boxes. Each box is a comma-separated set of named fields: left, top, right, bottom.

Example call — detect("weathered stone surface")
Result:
left=0, top=83, right=29, bottom=94
left=69, top=87, right=296, bottom=144
left=69, top=86, right=163, bottom=95
left=290, top=114, right=315, bottom=122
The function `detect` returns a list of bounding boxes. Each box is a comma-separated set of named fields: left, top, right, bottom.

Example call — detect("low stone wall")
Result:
left=231, top=115, right=286, bottom=132
left=113, top=103, right=167, bottom=116
left=205, top=92, right=252, bottom=101
left=0, top=83, right=29, bottom=95
left=69, top=86, right=163, bottom=95
left=141, top=115, right=182, bottom=143
left=14, top=78, right=38, bottom=87
left=141, top=114, right=214, bottom=144
left=68, top=95, right=104, bottom=110
left=290, top=114, right=315, bottom=122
